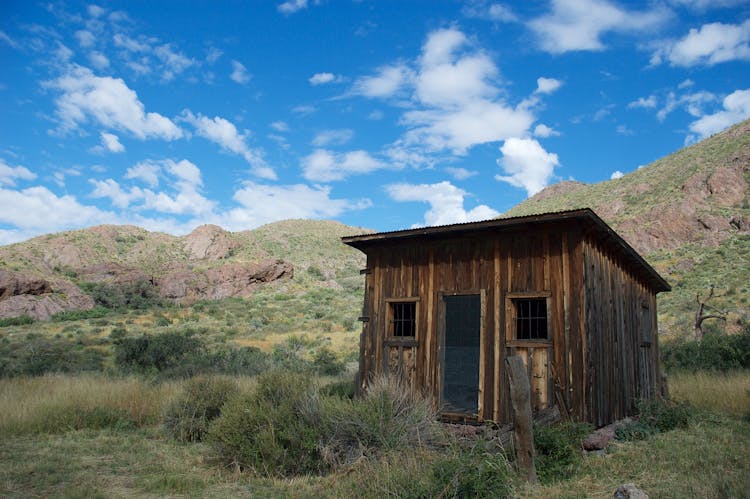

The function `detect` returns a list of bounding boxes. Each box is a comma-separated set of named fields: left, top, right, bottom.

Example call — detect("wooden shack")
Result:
left=342, top=208, right=670, bottom=427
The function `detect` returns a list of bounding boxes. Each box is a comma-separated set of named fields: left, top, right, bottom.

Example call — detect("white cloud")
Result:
left=309, top=72, right=341, bottom=85
left=0, top=186, right=112, bottom=232
left=495, top=137, right=560, bottom=196
left=74, top=30, right=95, bottom=47
left=311, top=128, right=354, bottom=147
left=688, top=88, right=750, bottom=140
left=270, top=121, right=289, bottom=132
left=278, top=0, right=307, bottom=14
left=386, top=181, right=499, bottom=227
left=444, top=167, right=478, bottom=180
left=302, top=149, right=387, bottom=182
left=352, top=64, right=413, bottom=98
left=616, top=124, right=633, bottom=135
left=125, top=161, right=160, bottom=187
left=0, top=160, right=37, bottom=186
left=651, top=20, right=750, bottom=67
left=221, top=182, right=370, bottom=230
left=678, top=79, right=694, bottom=89
left=113, top=33, right=150, bottom=53
left=206, top=47, right=223, bottom=64
left=529, top=0, right=669, bottom=53
left=182, top=111, right=276, bottom=180
left=87, top=4, right=105, bottom=17
left=0, top=30, right=19, bottom=49
left=368, top=110, right=384, bottom=120
left=628, top=95, right=658, bottom=109
left=292, top=104, right=317, bottom=115
left=657, top=90, right=717, bottom=121
left=154, top=43, right=194, bottom=81
left=230, top=60, right=251, bottom=84
left=47, top=65, right=183, bottom=140
left=535, top=77, right=563, bottom=94
left=610, top=170, right=624, bottom=179
left=99, top=131, right=124, bottom=153
left=462, top=2, right=517, bottom=22
left=533, top=123, right=560, bottom=137
left=92, top=159, right=214, bottom=215
left=667, top=0, right=748, bottom=11
left=88, top=51, right=110, bottom=70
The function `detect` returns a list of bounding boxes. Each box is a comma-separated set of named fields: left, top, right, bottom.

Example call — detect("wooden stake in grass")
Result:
left=506, top=355, right=537, bottom=484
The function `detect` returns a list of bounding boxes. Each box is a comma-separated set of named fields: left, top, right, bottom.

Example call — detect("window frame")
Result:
left=385, top=297, right=419, bottom=345
left=505, top=291, right=552, bottom=346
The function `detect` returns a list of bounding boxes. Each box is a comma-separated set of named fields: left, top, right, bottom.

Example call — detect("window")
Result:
left=513, top=298, right=548, bottom=340
left=390, top=301, right=416, bottom=337
left=641, top=304, right=652, bottom=345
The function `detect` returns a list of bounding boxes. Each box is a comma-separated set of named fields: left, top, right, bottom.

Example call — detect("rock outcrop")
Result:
left=0, top=270, right=94, bottom=320
left=158, top=259, right=293, bottom=303
left=184, top=224, right=240, bottom=261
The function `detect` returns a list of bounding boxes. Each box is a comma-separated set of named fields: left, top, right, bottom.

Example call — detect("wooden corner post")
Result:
left=506, top=355, right=538, bottom=484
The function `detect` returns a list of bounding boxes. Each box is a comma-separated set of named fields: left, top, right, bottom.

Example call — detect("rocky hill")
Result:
left=0, top=220, right=369, bottom=320
left=505, top=118, right=750, bottom=337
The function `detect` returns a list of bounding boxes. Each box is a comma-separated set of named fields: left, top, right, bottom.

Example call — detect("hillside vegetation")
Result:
left=505, top=119, right=750, bottom=338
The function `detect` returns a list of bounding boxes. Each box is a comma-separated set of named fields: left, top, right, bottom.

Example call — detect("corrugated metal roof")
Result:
left=342, top=208, right=670, bottom=293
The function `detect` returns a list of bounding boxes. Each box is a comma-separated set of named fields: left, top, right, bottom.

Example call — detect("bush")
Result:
left=163, top=376, right=238, bottom=442
left=319, top=375, right=439, bottom=468
left=661, top=327, right=750, bottom=372
left=51, top=307, right=109, bottom=322
left=312, top=347, right=345, bottom=376
left=431, top=439, right=514, bottom=498
left=80, top=280, right=167, bottom=310
left=636, top=398, right=693, bottom=433
left=113, top=330, right=203, bottom=374
left=615, top=420, right=658, bottom=441
left=533, top=422, right=591, bottom=484
left=207, top=371, right=324, bottom=476
left=0, top=315, right=34, bottom=327
left=0, top=335, right=105, bottom=377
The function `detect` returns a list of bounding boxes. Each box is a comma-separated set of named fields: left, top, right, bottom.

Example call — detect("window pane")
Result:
left=514, top=298, right=547, bottom=340
left=391, top=302, right=416, bottom=337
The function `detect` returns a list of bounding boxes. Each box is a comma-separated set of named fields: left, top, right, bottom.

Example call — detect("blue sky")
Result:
left=1, top=0, right=749, bottom=244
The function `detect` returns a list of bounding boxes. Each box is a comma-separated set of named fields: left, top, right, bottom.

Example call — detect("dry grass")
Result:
left=0, top=374, right=259, bottom=435
left=668, top=370, right=750, bottom=417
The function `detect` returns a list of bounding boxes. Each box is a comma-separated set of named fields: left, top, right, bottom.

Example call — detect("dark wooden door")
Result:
left=441, top=294, right=481, bottom=414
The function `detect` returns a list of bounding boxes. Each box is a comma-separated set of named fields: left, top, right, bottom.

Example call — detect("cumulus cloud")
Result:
left=46, top=65, right=183, bottom=140
left=386, top=181, right=499, bottom=227
left=221, top=182, right=370, bottom=230
left=535, top=77, right=563, bottom=94
left=309, top=72, right=341, bottom=85
left=270, top=121, right=289, bottom=132
left=302, top=149, right=387, bottom=182
left=462, top=2, right=517, bottom=22
left=230, top=60, right=251, bottom=84
left=444, top=167, right=478, bottom=180
left=628, top=95, right=658, bottom=109
left=495, top=138, right=560, bottom=196
left=0, top=186, right=112, bottom=232
left=154, top=43, right=194, bottom=81
left=278, top=0, right=308, bottom=14
left=688, top=88, right=750, bottom=141
left=529, top=0, right=669, bottom=53
left=533, top=123, right=560, bottom=137
left=657, top=90, right=717, bottom=121
left=311, top=128, right=354, bottom=147
left=0, top=160, right=37, bottom=186
left=91, top=159, right=214, bottom=215
left=650, top=20, right=750, bottom=67
left=100, top=132, right=124, bottom=152
left=182, top=111, right=276, bottom=180
left=351, top=64, right=414, bottom=98
left=610, top=170, right=624, bottom=179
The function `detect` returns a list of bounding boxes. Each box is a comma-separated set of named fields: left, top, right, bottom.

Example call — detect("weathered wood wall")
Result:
left=582, top=237, right=660, bottom=427
left=356, top=221, right=660, bottom=427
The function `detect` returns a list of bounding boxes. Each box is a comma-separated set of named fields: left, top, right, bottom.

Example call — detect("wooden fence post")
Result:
left=506, top=355, right=538, bottom=484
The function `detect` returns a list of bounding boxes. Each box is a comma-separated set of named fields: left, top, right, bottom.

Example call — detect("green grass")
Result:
left=0, top=371, right=748, bottom=497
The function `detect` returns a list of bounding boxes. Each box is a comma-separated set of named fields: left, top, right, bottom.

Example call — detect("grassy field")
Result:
left=0, top=371, right=748, bottom=498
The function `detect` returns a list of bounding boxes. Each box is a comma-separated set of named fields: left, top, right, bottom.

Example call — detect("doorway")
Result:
left=441, top=294, right=481, bottom=414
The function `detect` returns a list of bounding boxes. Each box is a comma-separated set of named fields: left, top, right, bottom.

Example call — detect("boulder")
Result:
left=184, top=224, right=240, bottom=261
left=614, top=483, right=649, bottom=499
left=0, top=269, right=53, bottom=299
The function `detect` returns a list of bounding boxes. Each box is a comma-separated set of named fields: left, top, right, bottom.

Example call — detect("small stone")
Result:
left=614, top=483, right=649, bottom=499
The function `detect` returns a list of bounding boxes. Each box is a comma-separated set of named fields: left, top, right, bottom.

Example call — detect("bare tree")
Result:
left=694, top=286, right=727, bottom=341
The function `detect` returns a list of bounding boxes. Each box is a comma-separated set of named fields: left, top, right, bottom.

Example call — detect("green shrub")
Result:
left=319, top=375, right=439, bottom=469
left=0, top=335, right=105, bottom=377
left=431, top=439, right=514, bottom=498
left=51, top=307, right=109, bottom=322
left=533, top=422, right=591, bottom=484
left=208, top=346, right=270, bottom=376
left=661, top=326, right=750, bottom=372
left=207, top=371, right=324, bottom=476
left=321, top=379, right=355, bottom=399
left=615, top=420, right=658, bottom=441
left=636, top=398, right=693, bottom=433
left=0, top=315, right=34, bottom=327
left=113, top=330, right=202, bottom=374
left=312, top=346, right=345, bottom=375
left=163, top=376, right=238, bottom=442
left=80, top=280, right=167, bottom=310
